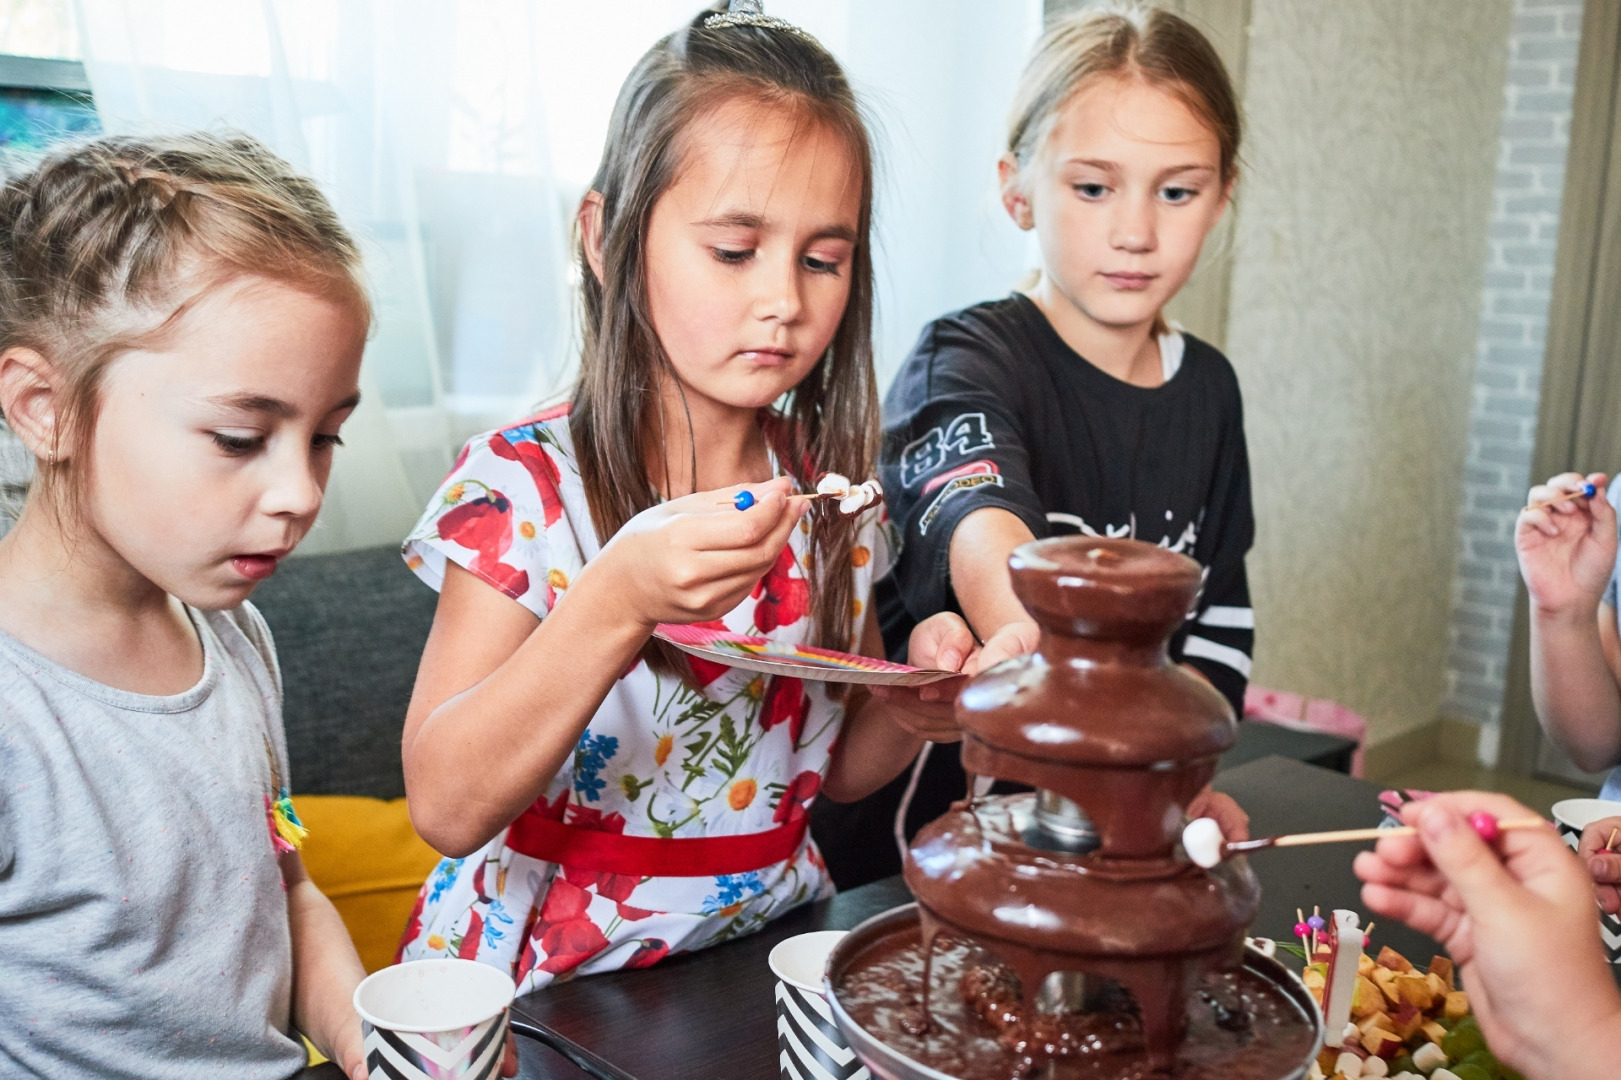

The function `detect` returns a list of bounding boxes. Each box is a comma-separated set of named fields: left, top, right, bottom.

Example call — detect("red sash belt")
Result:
left=505, top=809, right=810, bottom=878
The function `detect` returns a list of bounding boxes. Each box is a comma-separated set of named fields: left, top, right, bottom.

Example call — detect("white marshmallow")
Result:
left=839, top=490, right=869, bottom=515
left=1335, top=1052, right=1364, bottom=1078
left=1412, top=1043, right=1448, bottom=1074
left=817, top=472, right=849, bottom=496
left=1182, top=817, right=1225, bottom=868
left=1361, top=1056, right=1390, bottom=1078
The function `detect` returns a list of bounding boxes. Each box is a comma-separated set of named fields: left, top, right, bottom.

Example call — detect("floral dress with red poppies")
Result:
left=396, top=406, right=895, bottom=993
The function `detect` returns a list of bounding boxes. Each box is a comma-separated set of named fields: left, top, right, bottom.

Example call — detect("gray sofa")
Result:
left=251, top=546, right=435, bottom=799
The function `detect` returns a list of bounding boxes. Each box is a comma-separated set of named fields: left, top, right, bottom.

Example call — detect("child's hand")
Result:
left=1187, top=787, right=1249, bottom=843
left=329, top=1016, right=366, bottom=1080
left=965, top=619, right=1041, bottom=676
left=868, top=612, right=975, bottom=741
left=1516, top=472, right=1614, bottom=615
left=596, top=478, right=806, bottom=628
left=1577, top=815, right=1621, bottom=915
left=1354, top=792, right=1621, bottom=1078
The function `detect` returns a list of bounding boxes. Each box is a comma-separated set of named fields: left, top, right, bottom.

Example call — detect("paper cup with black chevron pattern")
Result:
left=1552, top=798, right=1621, bottom=965
left=769, top=931, right=870, bottom=1080
left=354, top=958, right=515, bottom=1080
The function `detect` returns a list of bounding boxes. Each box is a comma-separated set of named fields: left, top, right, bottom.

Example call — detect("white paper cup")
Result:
left=769, top=931, right=869, bottom=1080
left=1552, top=798, right=1621, bottom=965
left=354, top=958, right=515, bottom=1080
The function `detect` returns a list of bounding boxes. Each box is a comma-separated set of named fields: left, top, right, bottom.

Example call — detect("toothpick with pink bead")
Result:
left=1181, top=809, right=1548, bottom=869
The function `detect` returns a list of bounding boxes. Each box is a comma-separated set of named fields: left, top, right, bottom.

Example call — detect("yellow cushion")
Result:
left=294, top=795, right=441, bottom=974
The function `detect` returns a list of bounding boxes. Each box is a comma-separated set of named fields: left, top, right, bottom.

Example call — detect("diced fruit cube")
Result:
left=1427, top=955, right=1455, bottom=991
left=1378, top=946, right=1415, bottom=973
left=1359, top=953, right=1377, bottom=977
left=1395, top=973, right=1435, bottom=1011
left=1443, top=991, right=1469, bottom=1021
left=1361, top=1027, right=1404, bottom=1059
left=1305, top=965, right=1328, bottom=990
left=1424, top=972, right=1448, bottom=1005
left=1390, top=1003, right=1425, bottom=1041
left=1352, top=976, right=1386, bottom=1018
left=1421, top=1020, right=1448, bottom=1045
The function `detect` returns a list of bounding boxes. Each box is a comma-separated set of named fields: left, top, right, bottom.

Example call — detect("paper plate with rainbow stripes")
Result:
left=653, top=624, right=965, bottom=686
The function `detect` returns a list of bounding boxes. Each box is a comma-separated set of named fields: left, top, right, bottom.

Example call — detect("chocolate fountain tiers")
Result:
left=827, top=538, right=1322, bottom=1079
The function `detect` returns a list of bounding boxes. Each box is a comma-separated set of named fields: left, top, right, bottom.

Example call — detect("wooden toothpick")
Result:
left=1525, top=482, right=1597, bottom=512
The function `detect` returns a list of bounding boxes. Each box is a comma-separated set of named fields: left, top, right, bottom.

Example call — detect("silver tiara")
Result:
left=703, top=0, right=818, bottom=44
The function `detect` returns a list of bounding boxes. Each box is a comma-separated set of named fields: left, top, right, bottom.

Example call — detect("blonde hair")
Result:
left=0, top=130, right=368, bottom=514
left=1008, top=4, right=1241, bottom=336
left=1009, top=4, right=1240, bottom=177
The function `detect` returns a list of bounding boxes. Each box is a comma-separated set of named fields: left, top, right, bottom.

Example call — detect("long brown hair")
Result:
left=1007, top=3, right=1241, bottom=337
left=571, top=5, right=879, bottom=673
left=0, top=131, right=368, bottom=518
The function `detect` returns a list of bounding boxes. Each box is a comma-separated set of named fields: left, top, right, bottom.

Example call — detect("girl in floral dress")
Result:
left=395, top=3, right=976, bottom=994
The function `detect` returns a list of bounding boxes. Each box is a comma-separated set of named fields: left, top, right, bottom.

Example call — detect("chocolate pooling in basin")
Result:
left=827, top=537, right=1322, bottom=1079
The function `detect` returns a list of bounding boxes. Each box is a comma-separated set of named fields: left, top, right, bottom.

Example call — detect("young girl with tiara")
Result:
left=396, top=2, right=972, bottom=991
left=0, top=134, right=383, bottom=1079
left=826, top=3, right=1256, bottom=886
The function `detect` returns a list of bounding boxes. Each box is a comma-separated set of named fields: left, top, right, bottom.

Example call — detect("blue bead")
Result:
left=1585, top=483, right=1599, bottom=498
left=732, top=490, right=756, bottom=511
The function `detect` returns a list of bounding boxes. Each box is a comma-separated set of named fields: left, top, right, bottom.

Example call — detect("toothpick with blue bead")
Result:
left=1525, top=481, right=1598, bottom=512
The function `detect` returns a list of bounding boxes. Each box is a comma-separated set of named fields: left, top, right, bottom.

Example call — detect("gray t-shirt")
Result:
left=0, top=604, right=305, bottom=1080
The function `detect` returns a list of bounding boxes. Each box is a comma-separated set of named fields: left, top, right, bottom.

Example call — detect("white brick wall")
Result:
left=1442, top=0, right=1583, bottom=753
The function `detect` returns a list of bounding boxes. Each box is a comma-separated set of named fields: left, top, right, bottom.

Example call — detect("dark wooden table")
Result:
left=1219, top=720, right=1358, bottom=775
left=507, top=755, right=1438, bottom=1080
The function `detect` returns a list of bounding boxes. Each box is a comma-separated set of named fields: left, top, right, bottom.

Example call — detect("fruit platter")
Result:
left=1286, top=926, right=1517, bottom=1080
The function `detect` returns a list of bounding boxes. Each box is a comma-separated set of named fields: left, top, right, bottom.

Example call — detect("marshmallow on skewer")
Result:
left=1183, top=816, right=1226, bottom=869
left=816, top=472, right=850, bottom=497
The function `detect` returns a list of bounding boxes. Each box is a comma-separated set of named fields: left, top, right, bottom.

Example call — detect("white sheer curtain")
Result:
left=73, top=0, right=1041, bottom=555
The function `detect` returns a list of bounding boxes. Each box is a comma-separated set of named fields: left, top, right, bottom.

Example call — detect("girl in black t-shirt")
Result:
left=813, top=5, right=1254, bottom=887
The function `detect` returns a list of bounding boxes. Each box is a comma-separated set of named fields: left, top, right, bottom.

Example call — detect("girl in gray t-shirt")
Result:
left=0, top=133, right=383, bottom=1079
left=1517, top=470, right=1621, bottom=917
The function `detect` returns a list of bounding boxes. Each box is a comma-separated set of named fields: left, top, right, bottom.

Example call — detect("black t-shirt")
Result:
left=878, top=293, right=1255, bottom=712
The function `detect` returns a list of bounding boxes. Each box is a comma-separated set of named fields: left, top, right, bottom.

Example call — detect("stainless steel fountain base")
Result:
left=822, top=904, right=1325, bottom=1080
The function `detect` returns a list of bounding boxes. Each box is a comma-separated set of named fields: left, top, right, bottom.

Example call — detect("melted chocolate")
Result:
left=837, top=927, right=1317, bottom=1080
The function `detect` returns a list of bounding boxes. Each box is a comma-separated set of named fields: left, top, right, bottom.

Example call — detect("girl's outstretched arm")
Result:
left=403, top=481, right=805, bottom=856
left=1519, top=472, right=1621, bottom=772
left=949, top=506, right=1043, bottom=673
left=282, top=852, right=369, bottom=1080
left=822, top=609, right=974, bottom=802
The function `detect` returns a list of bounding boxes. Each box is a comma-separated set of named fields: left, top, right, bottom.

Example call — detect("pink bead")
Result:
left=1294, top=922, right=1311, bottom=937
left=1469, top=811, right=1501, bottom=842
left=1363, top=935, right=1372, bottom=948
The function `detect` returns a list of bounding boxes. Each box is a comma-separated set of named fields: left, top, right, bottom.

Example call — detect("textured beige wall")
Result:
left=1228, top=0, right=1512, bottom=745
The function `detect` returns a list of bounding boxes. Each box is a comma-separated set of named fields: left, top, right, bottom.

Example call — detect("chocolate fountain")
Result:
left=826, top=537, right=1322, bottom=1079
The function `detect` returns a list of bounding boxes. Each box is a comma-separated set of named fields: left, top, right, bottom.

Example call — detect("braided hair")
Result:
left=0, top=130, right=367, bottom=514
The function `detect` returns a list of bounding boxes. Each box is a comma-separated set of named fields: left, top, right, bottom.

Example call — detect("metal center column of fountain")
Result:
left=903, top=536, right=1262, bottom=1070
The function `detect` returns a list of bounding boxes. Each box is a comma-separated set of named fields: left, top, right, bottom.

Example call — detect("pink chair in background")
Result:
left=1244, top=686, right=1367, bottom=778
